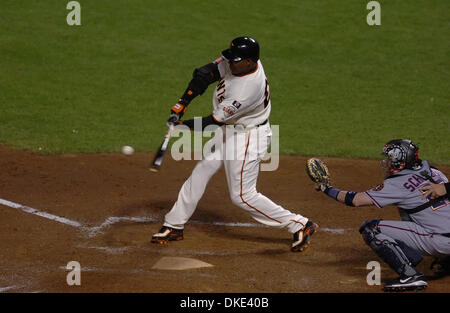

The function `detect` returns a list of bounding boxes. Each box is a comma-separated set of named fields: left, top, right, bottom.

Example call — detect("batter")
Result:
left=151, top=36, right=318, bottom=252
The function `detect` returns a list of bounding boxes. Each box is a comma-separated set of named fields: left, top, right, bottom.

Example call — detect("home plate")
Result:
left=152, top=257, right=214, bottom=270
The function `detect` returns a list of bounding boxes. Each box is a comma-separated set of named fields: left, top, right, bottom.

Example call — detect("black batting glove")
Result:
left=167, top=113, right=181, bottom=127
left=166, top=100, right=188, bottom=127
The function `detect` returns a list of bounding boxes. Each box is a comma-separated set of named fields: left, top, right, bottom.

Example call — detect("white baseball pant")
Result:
left=163, top=123, right=308, bottom=234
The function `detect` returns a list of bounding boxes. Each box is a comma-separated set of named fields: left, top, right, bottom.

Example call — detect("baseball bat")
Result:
left=149, top=124, right=174, bottom=172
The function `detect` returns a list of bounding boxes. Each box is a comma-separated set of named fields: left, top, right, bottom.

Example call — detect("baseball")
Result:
left=121, top=145, right=134, bottom=155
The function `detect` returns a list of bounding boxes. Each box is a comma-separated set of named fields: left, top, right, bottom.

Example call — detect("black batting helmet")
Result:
left=222, top=36, right=259, bottom=63
left=381, top=139, right=421, bottom=175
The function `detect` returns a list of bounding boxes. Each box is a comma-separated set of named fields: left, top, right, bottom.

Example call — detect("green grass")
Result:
left=0, top=0, right=449, bottom=164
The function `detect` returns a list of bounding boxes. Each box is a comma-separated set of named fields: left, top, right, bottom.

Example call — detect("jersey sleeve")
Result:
left=364, top=179, right=405, bottom=208
left=432, top=168, right=449, bottom=184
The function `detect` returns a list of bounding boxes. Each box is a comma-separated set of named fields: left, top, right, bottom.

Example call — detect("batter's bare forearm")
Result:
left=181, top=115, right=224, bottom=131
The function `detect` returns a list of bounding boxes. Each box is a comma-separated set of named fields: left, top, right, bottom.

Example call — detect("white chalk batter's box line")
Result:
left=0, top=198, right=349, bottom=236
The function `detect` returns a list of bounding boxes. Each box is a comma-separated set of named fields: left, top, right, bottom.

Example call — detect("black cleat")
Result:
left=383, top=274, right=428, bottom=292
left=151, top=226, right=184, bottom=244
left=291, top=221, right=318, bottom=252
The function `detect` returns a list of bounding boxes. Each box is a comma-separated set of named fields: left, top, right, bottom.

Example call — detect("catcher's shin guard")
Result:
left=359, top=219, right=423, bottom=277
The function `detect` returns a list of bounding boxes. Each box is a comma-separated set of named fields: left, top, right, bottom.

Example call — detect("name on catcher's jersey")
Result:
left=365, top=161, right=450, bottom=234
left=211, top=58, right=271, bottom=127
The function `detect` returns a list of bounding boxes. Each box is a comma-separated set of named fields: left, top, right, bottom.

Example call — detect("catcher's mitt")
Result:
left=306, top=158, right=331, bottom=191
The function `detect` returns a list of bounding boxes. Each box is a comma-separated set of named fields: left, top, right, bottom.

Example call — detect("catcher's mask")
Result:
left=381, top=139, right=421, bottom=176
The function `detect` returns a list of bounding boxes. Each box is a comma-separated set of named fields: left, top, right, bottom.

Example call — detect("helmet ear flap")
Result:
left=407, top=141, right=421, bottom=169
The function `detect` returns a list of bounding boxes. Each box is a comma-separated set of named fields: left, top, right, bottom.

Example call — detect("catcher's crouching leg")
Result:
left=359, top=219, right=423, bottom=275
left=359, top=219, right=427, bottom=291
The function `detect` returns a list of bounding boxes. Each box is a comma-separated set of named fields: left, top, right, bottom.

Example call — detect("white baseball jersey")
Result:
left=212, top=58, right=271, bottom=127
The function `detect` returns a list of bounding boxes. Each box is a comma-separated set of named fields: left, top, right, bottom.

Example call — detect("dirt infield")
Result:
left=0, top=145, right=449, bottom=293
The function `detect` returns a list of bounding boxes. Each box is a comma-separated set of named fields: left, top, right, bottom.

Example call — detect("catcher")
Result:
left=306, top=139, right=450, bottom=291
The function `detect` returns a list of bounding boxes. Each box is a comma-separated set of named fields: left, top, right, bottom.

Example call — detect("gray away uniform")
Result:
left=360, top=161, right=450, bottom=276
